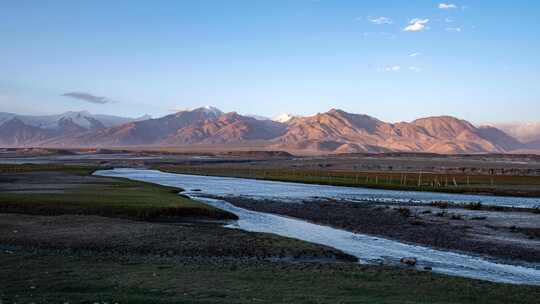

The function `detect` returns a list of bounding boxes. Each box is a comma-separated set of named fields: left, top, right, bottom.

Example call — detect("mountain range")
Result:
left=0, top=107, right=538, bottom=154
left=491, top=122, right=540, bottom=149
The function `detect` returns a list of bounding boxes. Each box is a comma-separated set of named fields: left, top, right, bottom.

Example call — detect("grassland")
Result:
left=2, top=251, right=540, bottom=304
left=0, top=164, right=236, bottom=220
left=155, top=164, right=540, bottom=197
left=1, top=162, right=540, bottom=303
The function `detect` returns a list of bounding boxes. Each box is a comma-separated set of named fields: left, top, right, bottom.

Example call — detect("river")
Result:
left=95, top=168, right=540, bottom=285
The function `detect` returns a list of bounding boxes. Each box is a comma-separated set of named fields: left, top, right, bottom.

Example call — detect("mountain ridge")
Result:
left=0, top=107, right=535, bottom=154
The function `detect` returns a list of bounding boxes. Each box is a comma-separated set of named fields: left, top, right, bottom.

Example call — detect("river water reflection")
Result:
left=95, top=168, right=540, bottom=285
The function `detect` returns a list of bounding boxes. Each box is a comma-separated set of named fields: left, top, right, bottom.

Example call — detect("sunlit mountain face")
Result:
left=0, top=107, right=530, bottom=154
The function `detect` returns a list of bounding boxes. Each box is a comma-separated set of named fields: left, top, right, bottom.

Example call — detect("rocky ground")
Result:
left=217, top=196, right=540, bottom=263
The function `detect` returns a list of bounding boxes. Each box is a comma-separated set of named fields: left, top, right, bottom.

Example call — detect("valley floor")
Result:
left=3, top=249, right=540, bottom=304
left=216, top=196, right=540, bottom=263
left=0, top=160, right=539, bottom=302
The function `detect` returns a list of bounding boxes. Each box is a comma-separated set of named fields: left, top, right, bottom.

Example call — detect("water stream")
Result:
left=95, top=168, right=540, bottom=285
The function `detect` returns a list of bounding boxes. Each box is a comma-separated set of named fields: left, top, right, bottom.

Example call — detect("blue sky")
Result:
left=1, top=0, right=539, bottom=123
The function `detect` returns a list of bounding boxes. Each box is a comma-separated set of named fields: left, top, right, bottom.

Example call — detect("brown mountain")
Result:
left=0, top=107, right=528, bottom=154
left=476, top=126, right=525, bottom=152
left=163, top=112, right=286, bottom=145
left=44, top=107, right=286, bottom=147
left=46, top=107, right=223, bottom=146
left=274, top=111, right=521, bottom=154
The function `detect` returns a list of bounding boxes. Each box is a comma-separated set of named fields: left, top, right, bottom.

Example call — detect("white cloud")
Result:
left=445, top=17, right=454, bottom=23
left=409, top=66, right=422, bottom=72
left=368, top=16, right=393, bottom=25
left=445, top=27, right=462, bottom=32
left=439, top=3, right=457, bottom=9
left=383, top=65, right=401, bottom=72
left=403, top=18, right=429, bottom=32
left=409, top=52, right=422, bottom=57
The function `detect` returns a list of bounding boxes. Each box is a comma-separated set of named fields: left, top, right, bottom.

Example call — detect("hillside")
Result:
left=0, top=108, right=531, bottom=154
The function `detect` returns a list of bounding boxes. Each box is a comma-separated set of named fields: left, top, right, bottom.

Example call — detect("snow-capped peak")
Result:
left=198, top=106, right=223, bottom=116
left=175, top=106, right=223, bottom=116
left=273, top=113, right=296, bottom=123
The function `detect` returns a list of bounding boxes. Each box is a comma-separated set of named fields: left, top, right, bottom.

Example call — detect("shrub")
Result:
left=450, top=213, right=463, bottom=220
left=463, top=202, right=483, bottom=210
left=431, top=201, right=449, bottom=209
left=397, top=207, right=411, bottom=217
left=471, top=216, right=487, bottom=220
left=435, top=210, right=447, bottom=217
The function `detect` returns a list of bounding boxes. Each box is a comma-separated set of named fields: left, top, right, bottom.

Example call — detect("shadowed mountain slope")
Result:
left=0, top=108, right=529, bottom=154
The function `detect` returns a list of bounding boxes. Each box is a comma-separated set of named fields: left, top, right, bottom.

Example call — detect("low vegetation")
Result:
left=155, top=165, right=540, bottom=197
left=2, top=251, right=539, bottom=304
left=0, top=163, right=99, bottom=175
left=0, top=164, right=236, bottom=220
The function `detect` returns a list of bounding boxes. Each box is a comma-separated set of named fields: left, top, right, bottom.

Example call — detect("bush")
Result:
left=463, top=202, right=483, bottom=210
left=397, top=207, right=411, bottom=217
left=450, top=213, right=463, bottom=220
left=471, top=216, right=487, bottom=220
left=431, top=201, right=449, bottom=209
left=435, top=210, right=447, bottom=217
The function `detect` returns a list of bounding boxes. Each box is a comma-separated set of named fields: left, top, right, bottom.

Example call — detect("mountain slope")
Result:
left=0, top=111, right=150, bottom=147
left=57, top=108, right=222, bottom=146
left=275, top=111, right=519, bottom=153
left=476, top=126, right=525, bottom=151
left=0, top=118, right=52, bottom=146
left=0, top=111, right=145, bottom=130
left=163, top=112, right=286, bottom=145
left=491, top=122, right=540, bottom=149
left=0, top=108, right=528, bottom=154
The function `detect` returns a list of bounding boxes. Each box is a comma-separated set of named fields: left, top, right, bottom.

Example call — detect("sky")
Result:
left=1, top=0, right=539, bottom=124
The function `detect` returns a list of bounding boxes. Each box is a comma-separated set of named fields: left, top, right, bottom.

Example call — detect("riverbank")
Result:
left=2, top=164, right=540, bottom=302
left=155, top=164, right=540, bottom=197
left=0, top=164, right=236, bottom=221
left=217, top=195, right=540, bottom=263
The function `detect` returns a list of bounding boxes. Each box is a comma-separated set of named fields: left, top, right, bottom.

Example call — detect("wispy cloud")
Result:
left=409, top=52, right=422, bottom=57
left=409, top=66, right=422, bottom=72
left=379, top=65, right=401, bottom=72
left=445, top=27, right=462, bottom=32
left=368, top=16, right=393, bottom=25
left=62, top=92, right=113, bottom=104
left=439, top=3, right=457, bottom=9
left=403, top=18, right=429, bottom=32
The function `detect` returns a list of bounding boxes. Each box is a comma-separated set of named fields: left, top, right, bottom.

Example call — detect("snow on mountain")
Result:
left=245, top=114, right=270, bottom=121
left=273, top=113, right=297, bottom=123
left=0, top=111, right=148, bottom=130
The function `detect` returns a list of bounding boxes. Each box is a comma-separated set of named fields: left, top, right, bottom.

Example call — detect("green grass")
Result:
left=156, top=165, right=540, bottom=198
left=0, top=163, right=101, bottom=175
left=1, top=251, right=538, bottom=304
left=0, top=164, right=236, bottom=220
